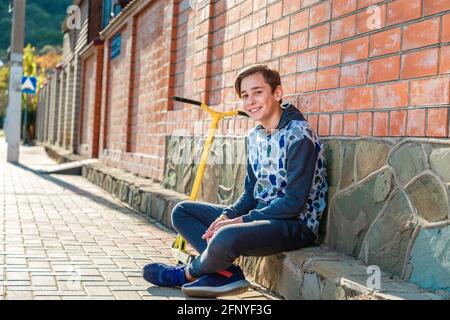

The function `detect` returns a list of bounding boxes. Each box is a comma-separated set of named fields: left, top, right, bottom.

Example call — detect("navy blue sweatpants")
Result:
left=171, top=200, right=316, bottom=278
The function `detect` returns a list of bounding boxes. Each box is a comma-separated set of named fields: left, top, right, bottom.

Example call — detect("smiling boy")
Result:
left=143, top=64, right=328, bottom=298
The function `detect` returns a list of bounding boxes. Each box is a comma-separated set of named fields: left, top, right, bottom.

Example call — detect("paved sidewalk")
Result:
left=0, top=135, right=274, bottom=300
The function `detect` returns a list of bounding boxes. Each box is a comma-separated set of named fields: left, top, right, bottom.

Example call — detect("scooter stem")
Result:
left=189, top=113, right=220, bottom=201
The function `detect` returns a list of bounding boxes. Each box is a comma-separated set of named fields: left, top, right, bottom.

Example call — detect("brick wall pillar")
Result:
left=52, top=73, right=61, bottom=144
left=64, top=65, right=74, bottom=149
left=57, top=71, right=66, bottom=147
left=48, top=74, right=56, bottom=144
left=92, top=43, right=105, bottom=158
left=70, top=57, right=83, bottom=153
left=44, top=84, right=51, bottom=143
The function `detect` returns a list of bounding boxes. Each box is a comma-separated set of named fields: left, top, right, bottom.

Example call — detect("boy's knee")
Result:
left=171, top=200, right=197, bottom=225
left=171, top=201, right=188, bottom=226
left=209, top=227, right=239, bottom=253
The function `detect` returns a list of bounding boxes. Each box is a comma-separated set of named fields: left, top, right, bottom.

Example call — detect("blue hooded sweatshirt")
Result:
left=222, top=103, right=328, bottom=237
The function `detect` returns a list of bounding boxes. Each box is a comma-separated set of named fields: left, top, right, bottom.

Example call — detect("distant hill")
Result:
left=0, top=0, right=71, bottom=60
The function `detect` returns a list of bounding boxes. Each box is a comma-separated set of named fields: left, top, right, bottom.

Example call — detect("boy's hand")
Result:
left=202, top=215, right=228, bottom=243
left=202, top=216, right=244, bottom=243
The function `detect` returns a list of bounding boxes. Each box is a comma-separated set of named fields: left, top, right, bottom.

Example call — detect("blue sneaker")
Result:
left=143, top=263, right=188, bottom=287
left=181, top=265, right=250, bottom=298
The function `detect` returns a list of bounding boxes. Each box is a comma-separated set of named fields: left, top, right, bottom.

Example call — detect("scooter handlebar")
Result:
left=172, top=96, right=202, bottom=106
left=172, top=96, right=249, bottom=117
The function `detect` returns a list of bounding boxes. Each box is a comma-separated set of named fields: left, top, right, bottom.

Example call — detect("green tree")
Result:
left=0, top=0, right=71, bottom=53
left=0, top=66, right=9, bottom=128
left=23, top=44, right=37, bottom=77
left=21, top=44, right=39, bottom=143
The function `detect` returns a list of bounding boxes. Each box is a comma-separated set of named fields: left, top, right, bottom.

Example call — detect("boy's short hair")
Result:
left=234, top=64, right=281, bottom=99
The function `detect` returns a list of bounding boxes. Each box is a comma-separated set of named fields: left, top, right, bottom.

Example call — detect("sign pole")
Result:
left=6, top=0, right=26, bottom=163
left=23, top=94, right=28, bottom=145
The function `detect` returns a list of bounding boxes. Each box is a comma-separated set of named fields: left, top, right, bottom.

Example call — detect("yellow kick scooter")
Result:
left=170, top=96, right=249, bottom=265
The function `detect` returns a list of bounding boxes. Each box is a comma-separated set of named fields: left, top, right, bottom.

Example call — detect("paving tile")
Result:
left=128, top=276, right=150, bottom=287
left=34, top=296, right=62, bottom=300
left=28, top=261, right=51, bottom=269
left=84, top=286, right=113, bottom=296
left=113, top=291, right=142, bottom=300
left=5, top=291, right=33, bottom=300
left=101, top=272, right=128, bottom=282
left=31, top=276, right=56, bottom=286
left=6, top=272, right=30, bottom=281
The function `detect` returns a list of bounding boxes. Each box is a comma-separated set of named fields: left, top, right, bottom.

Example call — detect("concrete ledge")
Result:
left=79, top=161, right=447, bottom=300
left=34, top=159, right=99, bottom=175
left=42, top=143, right=85, bottom=164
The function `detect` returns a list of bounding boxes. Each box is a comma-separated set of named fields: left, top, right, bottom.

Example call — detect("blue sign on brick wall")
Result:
left=102, top=0, right=112, bottom=29
left=111, top=33, right=121, bottom=60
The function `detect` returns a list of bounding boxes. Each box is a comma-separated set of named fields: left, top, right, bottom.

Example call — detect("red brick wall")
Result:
left=80, top=54, right=96, bottom=150
left=107, top=26, right=132, bottom=152
left=92, top=0, right=450, bottom=182
left=97, top=0, right=175, bottom=180
left=166, top=0, right=449, bottom=141
left=79, top=43, right=104, bottom=158
left=171, top=0, right=197, bottom=110
left=93, top=44, right=104, bottom=158
left=128, top=0, right=168, bottom=154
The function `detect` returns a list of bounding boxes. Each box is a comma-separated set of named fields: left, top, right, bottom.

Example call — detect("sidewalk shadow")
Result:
left=12, top=162, right=138, bottom=214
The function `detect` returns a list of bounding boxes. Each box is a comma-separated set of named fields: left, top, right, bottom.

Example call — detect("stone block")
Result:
left=301, top=273, right=321, bottom=300
left=276, top=255, right=305, bottom=300
left=319, top=186, right=337, bottom=243
left=328, top=169, right=393, bottom=257
left=389, top=143, right=426, bottom=186
left=81, top=166, right=87, bottom=178
left=112, top=179, right=120, bottom=198
left=323, top=140, right=341, bottom=187
left=103, top=175, right=113, bottom=193
left=120, top=182, right=130, bottom=203
left=130, top=188, right=142, bottom=211
left=238, top=254, right=285, bottom=293
left=409, top=225, right=450, bottom=293
left=356, top=141, right=390, bottom=181
left=140, top=192, right=150, bottom=214
left=340, top=142, right=355, bottom=189
left=430, top=147, right=450, bottom=182
left=405, top=174, right=448, bottom=222
left=96, top=172, right=105, bottom=187
left=322, top=279, right=346, bottom=300
left=361, top=191, right=416, bottom=277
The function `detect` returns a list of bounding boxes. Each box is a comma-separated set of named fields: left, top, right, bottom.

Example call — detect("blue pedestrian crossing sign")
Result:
left=22, top=76, right=37, bottom=95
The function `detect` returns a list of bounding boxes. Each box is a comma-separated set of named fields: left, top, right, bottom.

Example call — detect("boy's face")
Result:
left=240, top=72, right=283, bottom=122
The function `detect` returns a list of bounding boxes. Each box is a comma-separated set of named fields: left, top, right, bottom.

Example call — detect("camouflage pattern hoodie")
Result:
left=222, top=103, right=328, bottom=237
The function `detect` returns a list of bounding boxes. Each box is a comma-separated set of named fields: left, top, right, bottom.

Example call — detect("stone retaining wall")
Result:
left=323, top=137, right=450, bottom=293
left=163, top=135, right=450, bottom=294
